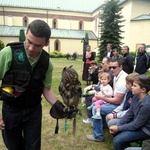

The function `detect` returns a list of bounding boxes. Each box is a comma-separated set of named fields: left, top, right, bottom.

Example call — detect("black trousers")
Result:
left=85, top=95, right=94, bottom=118
left=2, top=102, right=42, bottom=150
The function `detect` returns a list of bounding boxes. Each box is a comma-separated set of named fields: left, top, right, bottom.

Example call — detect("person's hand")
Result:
left=109, top=125, right=118, bottom=134
left=63, top=107, right=79, bottom=119
left=0, top=117, right=5, bottom=130
left=107, top=113, right=114, bottom=120
left=50, top=100, right=78, bottom=119
left=95, top=93, right=103, bottom=99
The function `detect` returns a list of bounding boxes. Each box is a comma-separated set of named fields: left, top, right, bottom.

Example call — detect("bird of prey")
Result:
left=59, top=65, right=82, bottom=109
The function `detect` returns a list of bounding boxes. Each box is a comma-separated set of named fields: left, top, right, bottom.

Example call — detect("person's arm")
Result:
left=89, top=52, right=95, bottom=60
left=127, top=55, right=134, bottom=71
left=0, top=117, right=5, bottom=130
left=96, top=92, right=125, bottom=104
left=43, top=87, right=57, bottom=105
left=82, top=53, right=86, bottom=62
left=0, top=46, right=12, bottom=79
left=116, top=109, right=128, bottom=119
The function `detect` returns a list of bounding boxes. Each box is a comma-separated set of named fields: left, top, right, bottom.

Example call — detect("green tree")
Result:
left=82, top=32, right=89, bottom=55
left=0, top=40, right=5, bottom=51
left=19, top=29, right=25, bottom=42
left=98, top=0, right=124, bottom=62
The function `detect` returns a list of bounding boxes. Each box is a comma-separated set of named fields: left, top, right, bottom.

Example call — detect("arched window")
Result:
left=23, top=16, right=28, bottom=27
left=54, top=40, right=60, bottom=51
left=52, top=19, right=57, bottom=28
left=79, top=20, right=84, bottom=30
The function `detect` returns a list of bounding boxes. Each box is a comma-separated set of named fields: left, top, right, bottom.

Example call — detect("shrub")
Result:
left=50, top=50, right=65, bottom=58
left=130, top=51, right=136, bottom=59
left=0, top=40, right=5, bottom=51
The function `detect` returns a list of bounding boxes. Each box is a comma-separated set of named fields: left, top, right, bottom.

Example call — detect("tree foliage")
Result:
left=82, top=32, right=89, bottom=55
left=0, top=40, right=5, bottom=51
left=19, top=29, right=25, bottom=42
left=98, top=0, right=124, bottom=62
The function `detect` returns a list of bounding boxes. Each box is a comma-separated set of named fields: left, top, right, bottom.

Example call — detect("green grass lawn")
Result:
left=0, top=58, right=114, bottom=150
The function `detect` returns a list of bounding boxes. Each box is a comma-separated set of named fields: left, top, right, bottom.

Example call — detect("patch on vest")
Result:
left=14, top=49, right=25, bottom=64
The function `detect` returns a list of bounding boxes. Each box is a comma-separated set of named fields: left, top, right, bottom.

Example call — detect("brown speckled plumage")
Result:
left=59, top=65, right=82, bottom=108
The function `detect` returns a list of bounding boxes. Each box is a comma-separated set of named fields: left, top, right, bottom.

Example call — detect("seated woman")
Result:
left=109, top=75, right=150, bottom=150
left=87, top=60, right=99, bottom=84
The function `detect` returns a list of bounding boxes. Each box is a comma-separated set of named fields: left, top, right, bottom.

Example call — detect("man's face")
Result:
left=109, top=61, right=122, bottom=76
left=113, top=50, right=118, bottom=56
left=139, top=45, right=146, bottom=53
left=102, top=58, right=109, bottom=71
left=25, top=30, right=49, bottom=58
left=107, top=45, right=111, bottom=51
left=121, top=47, right=128, bottom=54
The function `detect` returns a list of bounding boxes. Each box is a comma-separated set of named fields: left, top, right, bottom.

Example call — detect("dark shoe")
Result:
left=86, top=134, right=103, bottom=142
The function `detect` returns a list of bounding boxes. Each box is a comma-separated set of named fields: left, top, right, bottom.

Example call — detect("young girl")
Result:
left=88, top=72, right=113, bottom=119
left=109, top=75, right=150, bottom=150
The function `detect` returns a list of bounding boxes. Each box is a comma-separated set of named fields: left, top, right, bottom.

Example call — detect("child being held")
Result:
left=88, top=72, right=113, bottom=119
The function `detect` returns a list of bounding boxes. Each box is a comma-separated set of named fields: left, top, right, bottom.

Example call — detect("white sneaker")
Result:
left=83, top=118, right=92, bottom=124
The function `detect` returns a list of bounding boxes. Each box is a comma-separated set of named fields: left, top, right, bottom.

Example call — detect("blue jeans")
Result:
left=92, top=103, right=118, bottom=140
left=113, top=130, right=148, bottom=150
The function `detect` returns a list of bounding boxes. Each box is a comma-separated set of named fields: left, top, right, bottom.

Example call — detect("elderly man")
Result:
left=86, top=58, right=127, bottom=142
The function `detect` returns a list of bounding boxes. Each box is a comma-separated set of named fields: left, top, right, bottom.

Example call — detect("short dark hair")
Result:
left=133, top=75, right=150, bottom=93
left=113, top=47, right=119, bottom=52
left=122, top=45, right=130, bottom=51
left=103, top=56, right=111, bottom=64
left=107, top=43, right=112, bottom=48
left=27, top=19, right=51, bottom=43
left=110, top=58, right=123, bottom=66
left=126, top=72, right=139, bottom=84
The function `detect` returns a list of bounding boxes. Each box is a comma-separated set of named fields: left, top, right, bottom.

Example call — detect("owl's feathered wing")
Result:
left=59, top=65, right=82, bottom=108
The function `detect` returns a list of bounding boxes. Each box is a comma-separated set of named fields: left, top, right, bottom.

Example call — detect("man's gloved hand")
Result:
left=50, top=100, right=78, bottom=119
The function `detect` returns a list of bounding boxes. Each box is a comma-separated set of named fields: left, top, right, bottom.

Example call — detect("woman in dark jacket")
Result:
left=82, top=45, right=95, bottom=85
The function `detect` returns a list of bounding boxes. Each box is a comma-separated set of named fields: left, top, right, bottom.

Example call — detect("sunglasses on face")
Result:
left=109, top=66, right=119, bottom=70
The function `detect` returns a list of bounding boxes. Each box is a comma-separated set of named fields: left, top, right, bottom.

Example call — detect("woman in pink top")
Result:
left=82, top=45, right=95, bottom=85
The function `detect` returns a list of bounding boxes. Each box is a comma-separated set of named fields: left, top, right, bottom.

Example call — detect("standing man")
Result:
left=104, top=43, right=113, bottom=58
left=86, top=58, right=127, bottom=141
left=0, top=19, right=75, bottom=150
left=135, top=43, right=150, bottom=75
left=121, top=45, right=134, bottom=74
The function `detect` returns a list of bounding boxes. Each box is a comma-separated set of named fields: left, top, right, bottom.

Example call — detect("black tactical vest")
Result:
left=1, top=42, right=50, bottom=107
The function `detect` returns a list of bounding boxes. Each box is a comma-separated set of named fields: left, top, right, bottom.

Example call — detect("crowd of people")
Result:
left=82, top=43, right=150, bottom=150
left=0, top=19, right=149, bottom=150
